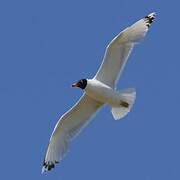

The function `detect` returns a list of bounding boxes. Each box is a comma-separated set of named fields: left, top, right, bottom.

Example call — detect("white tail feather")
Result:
left=111, top=88, right=136, bottom=120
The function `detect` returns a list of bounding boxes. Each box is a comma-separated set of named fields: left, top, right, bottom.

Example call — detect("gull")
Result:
left=42, top=12, right=156, bottom=173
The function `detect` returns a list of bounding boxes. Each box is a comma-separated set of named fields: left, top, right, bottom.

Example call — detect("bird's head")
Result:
left=71, top=79, right=87, bottom=89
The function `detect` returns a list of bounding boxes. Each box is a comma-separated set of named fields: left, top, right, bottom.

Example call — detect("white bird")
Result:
left=42, top=12, right=156, bottom=173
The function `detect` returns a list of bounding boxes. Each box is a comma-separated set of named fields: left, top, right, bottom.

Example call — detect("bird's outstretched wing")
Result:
left=42, top=93, right=103, bottom=173
left=94, top=13, right=156, bottom=88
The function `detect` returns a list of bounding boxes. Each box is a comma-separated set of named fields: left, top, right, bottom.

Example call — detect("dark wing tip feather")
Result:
left=144, top=12, right=156, bottom=28
left=42, top=160, right=59, bottom=173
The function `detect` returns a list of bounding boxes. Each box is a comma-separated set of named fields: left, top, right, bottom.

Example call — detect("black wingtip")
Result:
left=42, top=160, right=59, bottom=173
left=144, top=12, right=156, bottom=28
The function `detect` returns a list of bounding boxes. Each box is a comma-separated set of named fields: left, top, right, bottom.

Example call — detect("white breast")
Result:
left=85, top=79, right=121, bottom=106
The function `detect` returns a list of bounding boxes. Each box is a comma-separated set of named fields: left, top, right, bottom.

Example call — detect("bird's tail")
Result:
left=111, top=88, right=136, bottom=120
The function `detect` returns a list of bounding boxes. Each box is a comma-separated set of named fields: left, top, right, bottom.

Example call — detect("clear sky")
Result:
left=0, top=0, right=179, bottom=179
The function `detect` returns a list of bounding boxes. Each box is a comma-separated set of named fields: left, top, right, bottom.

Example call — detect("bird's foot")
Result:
left=120, top=101, right=129, bottom=108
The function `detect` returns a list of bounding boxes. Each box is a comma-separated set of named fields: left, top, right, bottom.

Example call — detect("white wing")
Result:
left=42, top=93, right=103, bottom=172
left=94, top=13, right=156, bottom=88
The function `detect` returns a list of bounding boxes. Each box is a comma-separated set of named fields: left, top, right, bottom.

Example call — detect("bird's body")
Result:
left=85, top=79, right=128, bottom=106
left=42, top=12, right=156, bottom=173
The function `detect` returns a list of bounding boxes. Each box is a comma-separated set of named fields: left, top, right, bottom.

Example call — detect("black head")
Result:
left=71, top=79, right=87, bottom=89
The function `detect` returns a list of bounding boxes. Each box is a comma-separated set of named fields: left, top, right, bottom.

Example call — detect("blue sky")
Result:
left=0, top=0, right=179, bottom=179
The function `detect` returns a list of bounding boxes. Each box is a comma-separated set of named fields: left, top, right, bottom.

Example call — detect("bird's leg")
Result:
left=120, top=101, right=129, bottom=108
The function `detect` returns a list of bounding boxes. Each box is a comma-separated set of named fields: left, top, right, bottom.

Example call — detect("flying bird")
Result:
left=42, top=12, right=156, bottom=173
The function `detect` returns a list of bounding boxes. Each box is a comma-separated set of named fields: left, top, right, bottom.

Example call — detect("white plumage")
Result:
left=95, top=12, right=155, bottom=88
left=42, top=12, right=156, bottom=173
left=42, top=94, right=103, bottom=173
